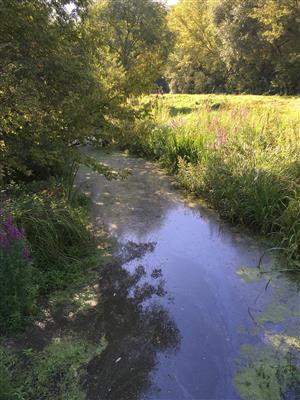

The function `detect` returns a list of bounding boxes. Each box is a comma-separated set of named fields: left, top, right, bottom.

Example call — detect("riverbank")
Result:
left=122, top=94, right=300, bottom=266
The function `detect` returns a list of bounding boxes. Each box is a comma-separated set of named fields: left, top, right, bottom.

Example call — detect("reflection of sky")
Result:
left=77, top=150, right=300, bottom=399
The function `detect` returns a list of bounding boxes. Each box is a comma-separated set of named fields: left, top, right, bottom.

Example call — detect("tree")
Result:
left=213, top=0, right=300, bottom=93
left=89, top=0, right=172, bottom=95
left=0, top=0, right=124, bottom=182
left=252, top=0, right=300, bottom=93
left=166, top=0, right=300, bottom=94
left=166, top=0, right=226, bottom=93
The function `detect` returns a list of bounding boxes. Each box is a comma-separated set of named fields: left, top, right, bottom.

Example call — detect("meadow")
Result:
left=127, top=94, right=300, bottom=265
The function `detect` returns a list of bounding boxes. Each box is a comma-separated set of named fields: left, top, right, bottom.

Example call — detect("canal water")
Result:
left=77, top=149, right=300, bottom=400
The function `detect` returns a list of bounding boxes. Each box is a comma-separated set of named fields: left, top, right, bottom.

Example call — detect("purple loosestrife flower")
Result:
left=2, top=214, right=24, bottom=241
left=0, top=211, right=30, bottom=259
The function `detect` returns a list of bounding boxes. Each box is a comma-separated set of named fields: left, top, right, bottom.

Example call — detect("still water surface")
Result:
left=77, top=149, right=300, bottom=400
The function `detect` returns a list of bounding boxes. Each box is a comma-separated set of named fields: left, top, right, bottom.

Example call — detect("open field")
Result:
left=153, top=93, right=300, bottom=120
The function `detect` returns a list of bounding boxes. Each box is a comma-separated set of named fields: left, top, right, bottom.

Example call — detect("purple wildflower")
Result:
left=0, top=211, right=30, bottom=259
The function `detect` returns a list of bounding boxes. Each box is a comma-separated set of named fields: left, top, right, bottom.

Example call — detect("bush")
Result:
left=0, top=210, right=36, bottom=333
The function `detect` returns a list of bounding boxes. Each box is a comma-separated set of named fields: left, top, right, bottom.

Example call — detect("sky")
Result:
left=66, top=0, right=179, bottom=13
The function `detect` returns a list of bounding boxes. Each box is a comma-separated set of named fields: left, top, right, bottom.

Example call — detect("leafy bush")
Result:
left=0, top=210, right=36, bottom=333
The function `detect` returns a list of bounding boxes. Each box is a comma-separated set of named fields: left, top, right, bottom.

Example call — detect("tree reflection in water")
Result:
left=85, top=246, right=181, bottom=400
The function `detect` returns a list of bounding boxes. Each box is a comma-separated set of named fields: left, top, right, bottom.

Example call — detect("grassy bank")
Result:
left=127, top=94, right=300, bottom=264
left=0, top=174, right=113, bottom=399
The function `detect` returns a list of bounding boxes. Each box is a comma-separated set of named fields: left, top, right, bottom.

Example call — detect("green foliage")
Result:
left=0, top=337, right=107, bottom=400
left=0, top=0, right=141, bottom=184
left=89, top=0, right=172, bottom=95
left=0, top=346, right=20, bottom=400
left=167, top=0, right=226, bottom=93
left=27, top=338, right=102, bottom=400
left=167, top=0, right=300, bottom=94
left=127, top=94, right=300, bottom=263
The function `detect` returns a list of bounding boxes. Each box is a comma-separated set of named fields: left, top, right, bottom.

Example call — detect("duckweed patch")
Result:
left=234, top=345, right=300, bottom=400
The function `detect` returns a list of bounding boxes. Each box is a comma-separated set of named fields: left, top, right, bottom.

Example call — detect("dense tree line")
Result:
left=167, top=0, right=300, bottom=94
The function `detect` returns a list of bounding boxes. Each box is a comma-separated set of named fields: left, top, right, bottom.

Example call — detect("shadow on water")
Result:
left=85, top=258, right=180, bottom=400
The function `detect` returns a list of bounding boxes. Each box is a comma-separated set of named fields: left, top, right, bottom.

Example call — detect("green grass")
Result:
left=0, top=178, right=111, bottom=398
left=128, top=94, right=300, bottom=264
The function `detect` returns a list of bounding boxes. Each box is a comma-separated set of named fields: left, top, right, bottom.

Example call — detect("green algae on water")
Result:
left=234, top=344, right=300, bottom=400
left=236, top=267, right=262, bottom=283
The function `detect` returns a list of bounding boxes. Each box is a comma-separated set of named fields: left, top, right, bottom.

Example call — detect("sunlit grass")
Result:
left=131, top=94, right=300, bottom=264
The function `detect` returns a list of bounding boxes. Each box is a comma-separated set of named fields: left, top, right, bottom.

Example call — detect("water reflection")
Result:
left=85, top=250, right=180, bottom=400
left=10, top=239, right=180, bottom=400
left=76, top=150, right=300, bottom=399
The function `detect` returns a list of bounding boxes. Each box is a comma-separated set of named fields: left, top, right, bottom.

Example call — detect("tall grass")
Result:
left=4, top=190, right=96, bottom=294
left=128, top=95, right=300, bottom=264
